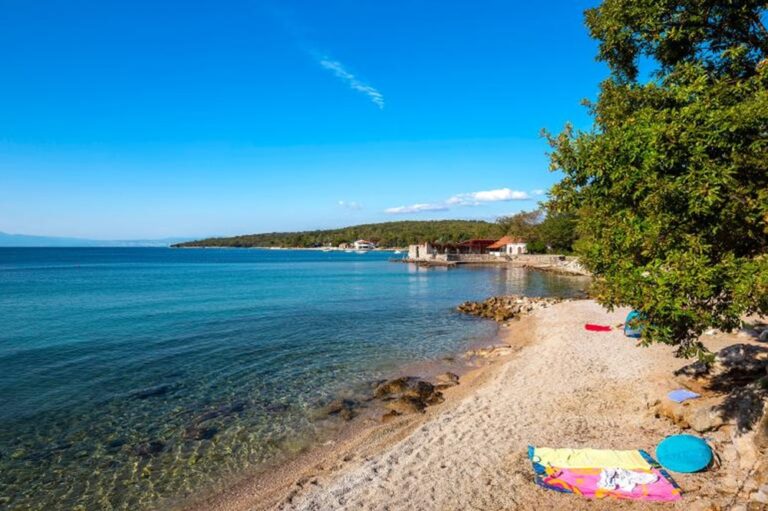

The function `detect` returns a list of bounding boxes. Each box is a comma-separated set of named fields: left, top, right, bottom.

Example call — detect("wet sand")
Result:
left=184, top=300, right=756, bottom=511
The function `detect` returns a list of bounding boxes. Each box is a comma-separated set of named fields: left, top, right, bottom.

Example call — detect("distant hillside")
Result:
left=174, top=221, right=504, bottom=248
left=0, top=232, right=190, bottom=247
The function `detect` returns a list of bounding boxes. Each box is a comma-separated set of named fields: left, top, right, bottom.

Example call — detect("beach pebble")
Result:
left=719, top=474, right=741, bottom=494
left=750, top=490, right=768, bottom=504
left=687, top=499, right=720, bottom=511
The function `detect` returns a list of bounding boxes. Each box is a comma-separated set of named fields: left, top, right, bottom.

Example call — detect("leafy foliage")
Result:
left=497, top=209, right=579, bottom=254
left=174, top=220, right=504, bottom=249
left=496, top=210, right=544, bottom=241
left=548, top=0, right=768, bottom=356
left=531, top=212, right=579, bottom=254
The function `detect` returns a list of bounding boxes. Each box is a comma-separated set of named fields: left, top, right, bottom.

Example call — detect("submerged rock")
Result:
left=265, top=402, right=290, bottom=413
left=374, top=376, right=446, bottom=420
left=374, top=377, right=419, bottom=398
left=402, top=381, right=438, bottom=400
left=321, top=399, right=358, bottom=421
left=105, top=438, right=127, bottom=453
left=131, top=384, right=173, bottom=400
left=184, top=426, right=219, bottom=441
left=385, top=396, right=427, bottom=414
left=133, top=440, right=165, bottom=457
left=194, top=401, right=247, bottom=423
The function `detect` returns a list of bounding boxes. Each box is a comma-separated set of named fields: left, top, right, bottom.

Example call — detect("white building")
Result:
left=488, top=236, right=527, bottom=256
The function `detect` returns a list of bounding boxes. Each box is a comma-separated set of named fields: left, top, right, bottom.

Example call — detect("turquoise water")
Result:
left=0, top=248, right=587, bottom=510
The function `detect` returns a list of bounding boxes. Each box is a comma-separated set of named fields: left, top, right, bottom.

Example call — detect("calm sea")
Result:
left=0, top=248, right=587, bottom=510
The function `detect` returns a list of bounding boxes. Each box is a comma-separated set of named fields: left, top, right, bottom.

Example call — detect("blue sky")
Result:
left=0, top=0, right=605, bottom=239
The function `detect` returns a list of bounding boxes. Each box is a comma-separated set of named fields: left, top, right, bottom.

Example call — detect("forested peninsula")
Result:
left=173, top=220, right=504, bottom=248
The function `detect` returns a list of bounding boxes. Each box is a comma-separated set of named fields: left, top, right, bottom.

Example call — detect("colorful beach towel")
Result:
left=529, top=446, right=682, bottom=502
left=585, top=324, right=612, bottom=332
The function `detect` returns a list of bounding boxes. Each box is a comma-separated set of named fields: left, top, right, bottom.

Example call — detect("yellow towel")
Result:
left=532, top=448, right=652, bottom=470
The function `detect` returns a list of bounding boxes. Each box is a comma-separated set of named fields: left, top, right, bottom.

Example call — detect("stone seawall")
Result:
left=400, top=254, right=590, bottom=276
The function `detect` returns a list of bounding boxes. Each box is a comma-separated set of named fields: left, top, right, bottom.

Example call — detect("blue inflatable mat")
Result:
left=655, top=434, right=712, bottom=473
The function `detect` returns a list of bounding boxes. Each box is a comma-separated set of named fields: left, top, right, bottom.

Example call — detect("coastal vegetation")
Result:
left=175, top=215, right=581, bottom=253
left=547, top=0, right=768, bottom=356
left=497, top=209, right=578, bottom=254
left=173, top=220, right=504, bottom=248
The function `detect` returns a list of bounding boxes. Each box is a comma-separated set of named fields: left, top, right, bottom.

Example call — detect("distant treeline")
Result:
left=174, top=220, right=504, bottom=248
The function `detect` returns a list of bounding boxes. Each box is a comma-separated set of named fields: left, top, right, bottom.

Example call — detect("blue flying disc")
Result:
left=655, top=434, right=712, bottom=473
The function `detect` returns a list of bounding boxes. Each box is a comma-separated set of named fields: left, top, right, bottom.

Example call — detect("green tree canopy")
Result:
left=174, top=220, right=504, bottom=249
left=547, top=0, right=768, bottom=356
left=496, top=210, right=544, bottom=240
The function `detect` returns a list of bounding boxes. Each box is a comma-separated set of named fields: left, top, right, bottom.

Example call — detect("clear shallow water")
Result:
left=0, top=248, right=587, bottom=510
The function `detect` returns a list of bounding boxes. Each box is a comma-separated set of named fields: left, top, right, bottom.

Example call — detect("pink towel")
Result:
left=541, top=467, right=681, bottom=501
left=585, top=324, right=612, bottom=332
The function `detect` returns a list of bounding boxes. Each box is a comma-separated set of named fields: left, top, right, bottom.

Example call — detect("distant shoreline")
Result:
left=172, top=245, right=402, bottom=251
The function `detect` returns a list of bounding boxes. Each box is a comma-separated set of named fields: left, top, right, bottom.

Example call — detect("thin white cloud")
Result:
left=385, top=203, right=450, bottom=214
left=473, top=188, right=530, bottom=201
left=318, top=58, right=384, bottom=109
left=532, top=189, right=546, bottom=196
left=385, top=187, right=531, bottom=215
left=338, top=200, right=363, bottom=210
left=447, top=188, right=530, bottom=206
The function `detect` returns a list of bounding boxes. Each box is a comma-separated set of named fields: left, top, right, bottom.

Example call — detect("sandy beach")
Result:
left=185, top=299, right=766, bottom=511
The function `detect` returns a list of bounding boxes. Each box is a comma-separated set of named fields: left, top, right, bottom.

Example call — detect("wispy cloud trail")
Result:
left=318, top=58, right=385, bottom=109
left=263, top=7, right=385, bottom=110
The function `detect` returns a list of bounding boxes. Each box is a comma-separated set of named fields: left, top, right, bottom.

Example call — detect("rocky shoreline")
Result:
left=184, top=301, right=768, bottom=511
left=456, top=294, right=574, bottom=322
left=654, top=342, right=768, bottom=507
left=312, top=296, right=561, bottom=426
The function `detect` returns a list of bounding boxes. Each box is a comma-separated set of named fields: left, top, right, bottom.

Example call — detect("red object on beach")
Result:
left=585, top=324, right=612, bottom=332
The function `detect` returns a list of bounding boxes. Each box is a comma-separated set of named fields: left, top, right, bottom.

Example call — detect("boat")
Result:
left=394, top=250, right=402, bottom=254
left=352, top=239, right=376, bottom=253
